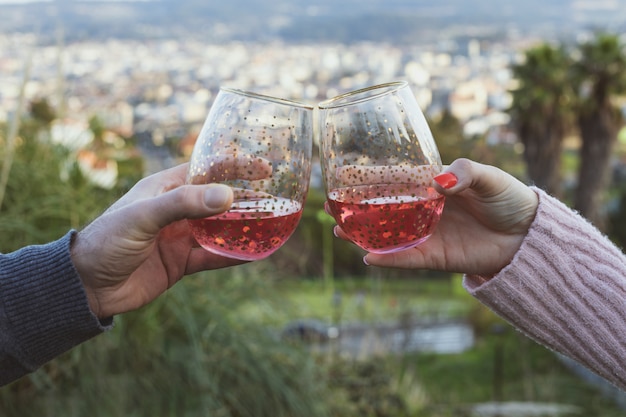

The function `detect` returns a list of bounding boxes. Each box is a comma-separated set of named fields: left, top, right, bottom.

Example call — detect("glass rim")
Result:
left=220, top=87, right=315, bottom=110
left=317, top=80, right=409, bottom=109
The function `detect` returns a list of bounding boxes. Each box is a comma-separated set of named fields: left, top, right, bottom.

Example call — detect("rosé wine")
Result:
left=327, top=184, right=444, bottom=253
left=188, top=197, right=303, bottom=261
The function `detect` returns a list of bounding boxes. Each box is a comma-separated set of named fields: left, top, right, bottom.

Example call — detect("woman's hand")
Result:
left=337, top=158, right=539, bottom=276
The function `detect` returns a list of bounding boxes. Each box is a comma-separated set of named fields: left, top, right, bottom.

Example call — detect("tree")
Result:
left=571, top=33, right=626, bottom=229
left=509, top=43, right=575, bottom=196
left=429, top=109, right=465, bottom=164
left=29, top=98, right=56, bottom=127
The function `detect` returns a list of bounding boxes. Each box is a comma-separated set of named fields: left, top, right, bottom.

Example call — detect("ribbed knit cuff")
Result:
left=463, top=188, right=626, bottom=390
left=0, top=231, right=111, bottom=382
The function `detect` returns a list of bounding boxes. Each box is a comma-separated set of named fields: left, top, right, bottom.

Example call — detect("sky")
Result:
left=0, top=0, right=151, bottom=3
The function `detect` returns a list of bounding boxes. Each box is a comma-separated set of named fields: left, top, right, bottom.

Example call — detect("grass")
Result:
left=248, top=273, right=626, bottom=416
left=235, top=272, right=474, bottom=328
left=3, top=267, right=625, bottom=416
left=399, top=332, right=626, bottom=416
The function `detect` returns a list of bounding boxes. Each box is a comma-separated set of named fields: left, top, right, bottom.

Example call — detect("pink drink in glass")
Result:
left=186, top=87, right=313, bottom=261
left=326, top=184, right=444, bottom=253
left=188, top=197, right=303, bottom=261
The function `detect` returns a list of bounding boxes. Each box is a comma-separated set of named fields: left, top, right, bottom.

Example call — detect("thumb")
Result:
left=432, top=158, right=505, bottom=197
left=125, top=183, right=234, bottom=235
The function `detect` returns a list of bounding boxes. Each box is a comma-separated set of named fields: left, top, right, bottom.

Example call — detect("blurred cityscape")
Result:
left=1, top=0, right=626, bottom=181
left=3, top=2, right=626, bottom=412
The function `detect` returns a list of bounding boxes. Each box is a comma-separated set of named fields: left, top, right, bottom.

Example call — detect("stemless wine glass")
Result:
left=318, top=81, right=444, bottom=254
left=186, top=87, right=313, bottom=261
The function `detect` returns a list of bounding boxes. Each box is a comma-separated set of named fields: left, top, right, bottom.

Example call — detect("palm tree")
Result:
left=570, top=33, right=626, bottom=229
left=509, top=43, right=575, bottom=196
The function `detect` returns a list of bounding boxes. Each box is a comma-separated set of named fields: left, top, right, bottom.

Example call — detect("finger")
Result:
left=185, top=247, right=249, bottom=275
left=231, top=187, right=275, bottom=200
left=118, top=183, right=234, bottom=237
left=104, top=164, right=190, bottom=214
left=333, top=225, right=351, bottom=241
left=335, top=164, right=441, bottom=186
left=363, top=238, right=438, bottom=270
left=324, top=201, right=332, bottom=216
left=432, top=158, right=508, bottom=197
left=188, top=155, right=273, bottom=183
left=136, top=163, right=190, bottom=194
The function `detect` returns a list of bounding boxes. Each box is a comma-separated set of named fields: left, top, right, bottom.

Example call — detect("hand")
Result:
left=70, top=161, right=268, bottom=319
left=335, top=164, right=440, bottom=186
left=337, top=158, right=539, bottom=277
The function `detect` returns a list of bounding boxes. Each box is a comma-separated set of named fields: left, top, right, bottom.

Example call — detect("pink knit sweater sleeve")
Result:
left=464, top=187, right=626, bottom=390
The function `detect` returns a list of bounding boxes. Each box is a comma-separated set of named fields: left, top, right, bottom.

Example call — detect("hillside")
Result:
left=1, top=0, right=625, bottom=43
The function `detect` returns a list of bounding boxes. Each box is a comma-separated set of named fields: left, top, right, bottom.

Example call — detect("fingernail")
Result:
left=204, top=185, right=232, bottom=209
left=362, top=256, right=370, bottom=266
left=433, top=172, right=458, bottom=189
left=332, top=226, right=339, bottom=238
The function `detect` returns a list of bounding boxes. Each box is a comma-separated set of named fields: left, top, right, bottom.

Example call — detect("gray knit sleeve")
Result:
left=0, top=231, right=112, bottom=386
left=464, top=188, right=626, bottom=391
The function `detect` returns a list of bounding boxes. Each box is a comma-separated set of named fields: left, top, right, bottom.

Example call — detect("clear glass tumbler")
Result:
left=186, top=88, right=313, bottom=260
left=318, top=81, right=444, bottom=253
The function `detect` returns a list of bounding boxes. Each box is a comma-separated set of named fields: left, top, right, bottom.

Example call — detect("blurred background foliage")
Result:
left=1, top=31, right=626, bottom=416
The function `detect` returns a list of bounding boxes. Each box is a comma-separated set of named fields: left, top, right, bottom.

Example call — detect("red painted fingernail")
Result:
left=434, top=172, right=458, bottom=189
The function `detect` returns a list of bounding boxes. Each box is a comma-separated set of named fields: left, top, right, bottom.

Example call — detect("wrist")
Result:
left=70, top=230, right=102, bottom=317
left=476, top=188, right=539, bottom=283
